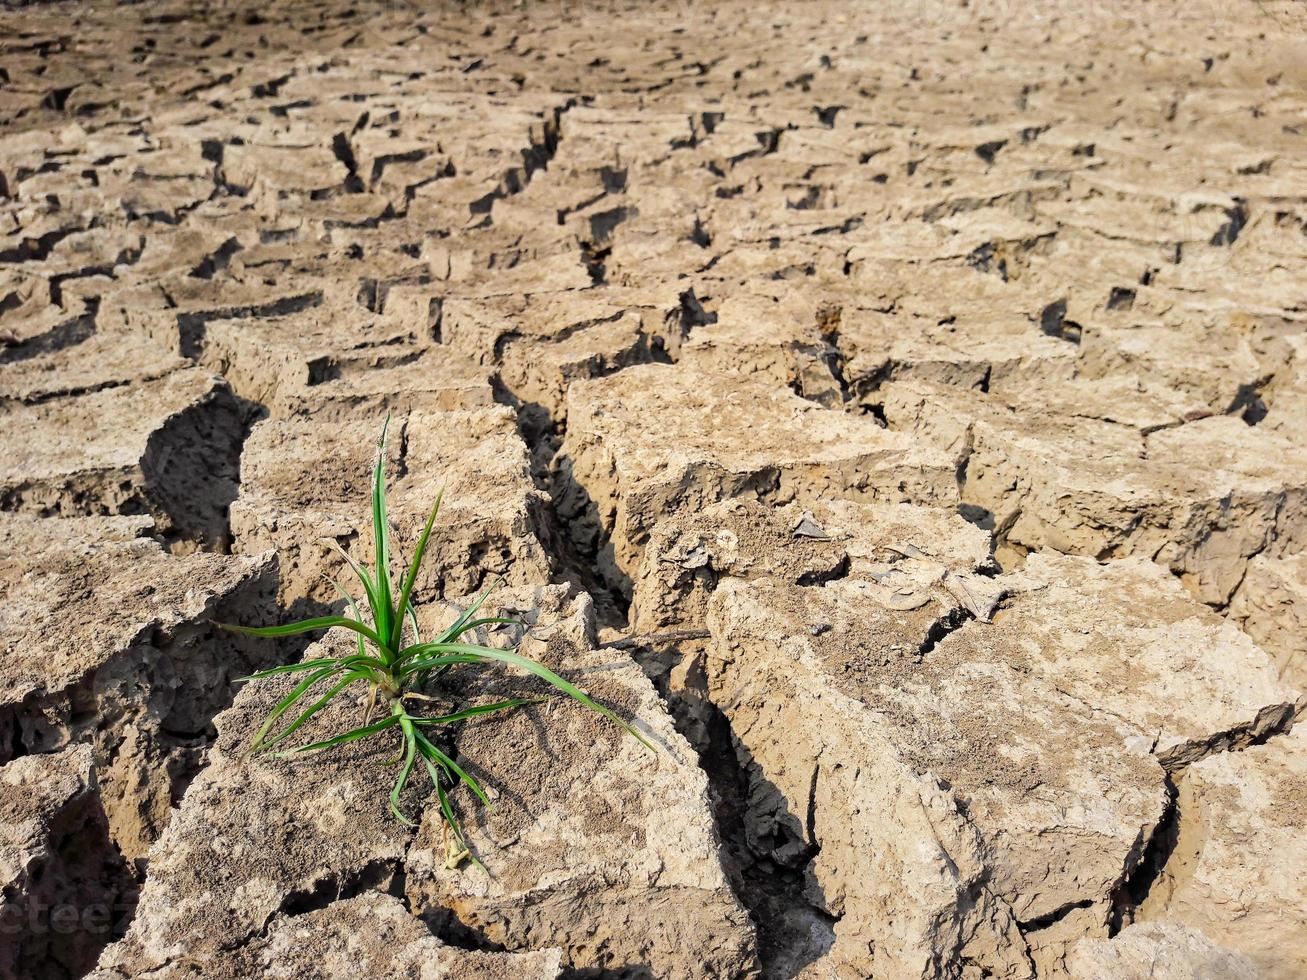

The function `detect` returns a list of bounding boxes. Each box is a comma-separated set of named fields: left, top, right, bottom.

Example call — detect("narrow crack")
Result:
left=918, top=606, right=976, bottom=656
left=275, top=857, right=403, bottom=921
left=1019, top=898, right=1093, bottom=933
left=491, top=376, right=631, bottom=628
left=470, top=97, right=579, bottom=220
left=1108, top=774, right=1179, bottom=934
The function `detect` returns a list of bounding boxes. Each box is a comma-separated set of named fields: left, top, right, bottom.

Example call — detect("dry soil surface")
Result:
left=1, top=1, right=1306, bottom=979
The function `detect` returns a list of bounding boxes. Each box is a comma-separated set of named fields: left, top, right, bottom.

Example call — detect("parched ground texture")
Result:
left=1, top=1, right=1306, bottom=978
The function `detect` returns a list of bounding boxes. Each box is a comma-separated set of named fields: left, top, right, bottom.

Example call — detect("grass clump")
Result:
left=221, top=417, right=649, bottom=867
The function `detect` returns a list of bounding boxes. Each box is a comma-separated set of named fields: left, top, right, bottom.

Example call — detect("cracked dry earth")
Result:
left=2, top=1, right=1307, bottom=978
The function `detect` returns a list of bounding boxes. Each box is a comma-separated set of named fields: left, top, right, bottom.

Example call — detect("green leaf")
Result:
left=404, top=600, right=421, bottom=648
left=444, top=617, right=522, bottom=641
left=410, top=698, right=539, bottom=725
left=271, top=714, right=401, bottom=757
left=237, top=658, right=342, bottom=682
left=218, top=615, right=382, bottom=648
left=434, top=779, right=460, bottom=836
left=389, top=711, right=419, bottom=826
left=259, top=670, right=370, bottom=752
left=337, top=653, right=389, bottom=672
left=391, top=489, right=443, bottom=649
left=414, top=731, right=491, bottom=807
left=331, top=576, right=369, bottom=661
left=397, top=653, right=489, bottom=676
left=326, top=539, right=382, bottom=623
left=371, top=415, right=395, bottom=646
left=399, top=642, right=653, bottom=750
left=250, top=666, right=338, bottom=751
left=432, top=578, right=503, bottom=647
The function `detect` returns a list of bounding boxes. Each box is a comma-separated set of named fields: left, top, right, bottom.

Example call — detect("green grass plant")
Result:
left=220, top=417, right=649, bottom=867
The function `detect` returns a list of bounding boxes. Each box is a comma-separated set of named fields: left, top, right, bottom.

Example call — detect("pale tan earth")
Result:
left=1, top=1, right=1305, bottom=978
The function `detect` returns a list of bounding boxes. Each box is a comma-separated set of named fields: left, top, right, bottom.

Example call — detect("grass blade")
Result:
left=400, top=642, right=652, bottom=750
left=429, top=578, right=503, bottom=649
left=432, top=772, right=485, bottom=871
left=326, top=539, right=382, bottom=619
left=390, top=711, right=419, bottom=826
left=218, top=615, right=381, bottom=648
left=410, top=698, right=539, bottom=725
left=404, top=600, right=420, bottom=648
left=250, top=666, right=337, bottom=751
left=391, top=489, right=443, bottom=649
left=433, top=777, right=458, bottom=833
left=444, top=616, right=520, bottom=641
left=397, top=653, right=488, bottom=676
left=259, top=670, right=370, bottom=752
left=371, top=415, right=395, bottom=646
left=331, top=576, right=369, bottom=661
left=336, top=653, right=389, bottom=672
left=414, top=731, right=491, bottom=807
left=271, top=715, right=401, bottom=757
left=237, top=658, right=341, bottom=682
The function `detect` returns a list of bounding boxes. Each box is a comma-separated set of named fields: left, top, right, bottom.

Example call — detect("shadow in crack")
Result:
left=0, top=768, right=139, bottom=980
left=548, top=450, right=634, bottom=629
left=140, top=388, right=254, bottom=553
left=492, top=380, right=633, bottom=629
left=695, top=694, right=838, bottom=978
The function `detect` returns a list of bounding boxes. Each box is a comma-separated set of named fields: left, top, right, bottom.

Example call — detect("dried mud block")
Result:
left=424, top=227, right=590, bottom=294
left=112, top=892, right=563, bottom=980
left=442, top=287, right=679, bottom=423
left=0, top=368, right=246, bottom=549
left=230, top=408, right=550, bottom=609
left=0, top=746, right=134, bottom=980
left=0, top=282, right=92, bottom=355
left=630, top=494, right=998, bottom=766
left=494, top=309, right=656, bottom=423
left=884, top=379, right=1307, bottom=604
left=1262, top=333, right=1307, bottom=438
left=438, top=238, right=594, bottom=296
left=271, top=346, right=495, bottom=421
left=679, top=319, right=846, bottom=409
left=844, top=216, right=1056, bottom=288
left=557, top=364, right=959, bottom=597
left=154, top=279, right=329, bottom=360
left=1000, top=374, right=1212, bottom=435
left=1075, top=317, right=1273, bottom=417
left=405, top=586, right=758, bottom=979
left=836, top=306, right=1076, bottom=399
left=0, top=319, right=186, bottom=405
left=704, top=543, right=1301, bottom=976
left=675, top=291, right=846, bottom=408
left=1228, top=552, right=1307, bottom=691
left=705, top=571, right=1166, bottom=978
left=998, top=554, right=1301, bottom=769
left=1146, top=418, right=1307, bottom=603
left=630, top=496, right=994, bottom=636
left=221, top=141, right=349, bottom=194
left=200, top=304, right=443, bottom=413
left=1064, top=922, right=1257, bottom=980
left=92, top=633, right=414, bottom=977
left=1138, top=725, right=1307, bottom=980
left=0, top=514, right=276, bottom=858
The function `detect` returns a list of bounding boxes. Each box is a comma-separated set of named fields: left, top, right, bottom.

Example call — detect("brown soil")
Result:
left=1, top=1, right=1305, bottom=978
